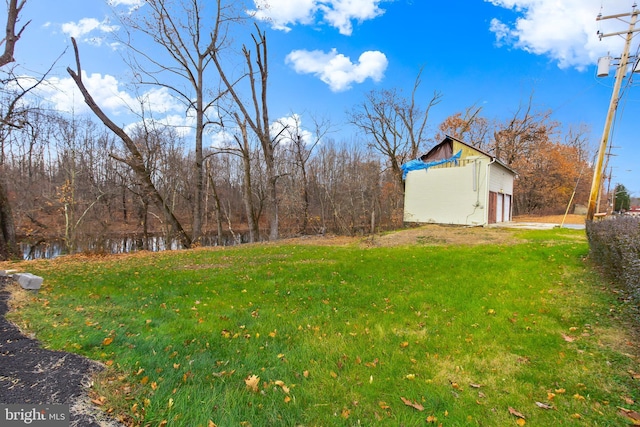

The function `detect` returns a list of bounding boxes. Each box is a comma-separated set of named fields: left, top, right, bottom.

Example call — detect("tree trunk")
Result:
left=207, top=172, right=224, bottom=246
left=0, top=176, right=19, bottom=260
left=67, top=38, right=192, bottom=249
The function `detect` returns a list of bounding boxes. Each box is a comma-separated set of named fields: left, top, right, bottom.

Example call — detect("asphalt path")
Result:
left=0, top=277, right=123, bottom=427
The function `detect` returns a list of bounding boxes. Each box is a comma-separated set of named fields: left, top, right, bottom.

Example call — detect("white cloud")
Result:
left=319, top=0, right=385, bottom=36
left=271, top=114, right=314, bottom=145
left=249, top=0, right=385, bottom=35
left=249, top=0, right=317, bottom=32
left=107, top=0, right=145, bottom=6
left=285, top=48, right=388, bottom=92
left=209, top=129, right=236, bottom=148
left=124, top=114, right=195, bottom=139
left=24, top=72, right=187, bottom=129
left=486, top=0, right=634, bottom=70
left=61, top=18, right=119, bottom=39
left=29, top=72, right=135, bottom=116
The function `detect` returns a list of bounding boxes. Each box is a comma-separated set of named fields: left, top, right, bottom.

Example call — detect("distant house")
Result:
left=402, top=136, right=517, bottom=226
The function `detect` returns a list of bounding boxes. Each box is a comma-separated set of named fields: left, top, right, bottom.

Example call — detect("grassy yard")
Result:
left=3, top=228, right=639, bottom=426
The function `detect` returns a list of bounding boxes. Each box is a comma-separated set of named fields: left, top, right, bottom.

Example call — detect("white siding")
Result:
left=404, top=158, right=489, bottom=226
left=488, top=163, right=514, bottom=194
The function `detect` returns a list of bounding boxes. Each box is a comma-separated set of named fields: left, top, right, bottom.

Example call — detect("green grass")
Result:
left=4, top=228, right=639, bottom=426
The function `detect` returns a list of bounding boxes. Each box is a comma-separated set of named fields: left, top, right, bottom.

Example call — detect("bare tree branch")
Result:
left=0, top=0, right=30, bottom=67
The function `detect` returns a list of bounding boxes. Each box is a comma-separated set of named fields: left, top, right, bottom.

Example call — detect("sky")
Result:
left=4, top=0, right=640, bottom=197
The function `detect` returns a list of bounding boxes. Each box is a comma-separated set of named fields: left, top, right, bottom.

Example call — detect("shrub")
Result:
left=586, top=216, right=640, bottom=300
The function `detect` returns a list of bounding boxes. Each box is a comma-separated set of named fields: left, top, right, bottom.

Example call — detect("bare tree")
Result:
left=279, top=114, right=328, bottom=234
left=0, top=0, right=29, bottom=68
left=492, top=94, right=555, bottom=165
left=436, top=103, right=491, bottom=150
left=67, top=38, right=192, bottom=248
left=114, top=0, right=240, bottom=243
left=349, top=73, right=442, bottom=192
left=213, top=25, right=281, bottom=240
left=211, top=113, right=261, bottom=242
left=0, top=0, right=35, bottom=259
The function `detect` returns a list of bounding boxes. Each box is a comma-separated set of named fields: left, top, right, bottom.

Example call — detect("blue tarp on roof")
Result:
left=401, top=150, right=462, bottom=180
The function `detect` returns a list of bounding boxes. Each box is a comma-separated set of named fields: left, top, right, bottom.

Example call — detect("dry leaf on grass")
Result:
left=618, top=408, right=640, bottom=425
left=244, top=375, right=260, bottom=393
left=535, top=402, right=554, bottom=410
left=508, top=407, right=525, bottom=419
left=400, top=397, right=424, bottom=411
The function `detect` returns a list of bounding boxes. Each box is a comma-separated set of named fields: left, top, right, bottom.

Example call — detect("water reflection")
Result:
left=20, top=232, right=250, bottom=260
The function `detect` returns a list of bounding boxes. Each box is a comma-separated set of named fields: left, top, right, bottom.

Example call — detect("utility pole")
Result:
left=587, top=5, right=640, bottom=221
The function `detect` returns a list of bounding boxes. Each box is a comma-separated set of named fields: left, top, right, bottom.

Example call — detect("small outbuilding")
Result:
left=402, top=136, right=516, bottom=226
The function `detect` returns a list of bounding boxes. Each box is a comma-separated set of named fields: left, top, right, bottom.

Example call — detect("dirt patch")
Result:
left=275, top=225, right=522, bottom=248
left=514, top=214, right=585, bottom=225
left=368, top=224, right=522, bottom=247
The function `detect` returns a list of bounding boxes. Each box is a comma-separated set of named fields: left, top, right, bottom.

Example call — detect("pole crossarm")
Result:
left=598, top=28, right=640, bottom=38
left=597, top=10, right=639, bottom=21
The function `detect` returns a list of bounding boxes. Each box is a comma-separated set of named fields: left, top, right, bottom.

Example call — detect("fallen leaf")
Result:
left=470, top=383, right=483, bottom=388
left=400, top=397, right=424, bottom=411
left=208, top=421, right=217, bottom=427
left=561, top=333, right=575, bottom=342
left=618, top=408, right=640, bottom=425
left=102, top=337, right=113, bottom=346
left=516, top=418, right=526, bottom=426
left=508, top=407, right=525, bottom=419
left=341, top=408, right=350, bottom=419
left=378, top=401, right=390, bottom=410
left=570, top=413, right=581, bottom=419
left=245, top=375, right=260, bottom=393
left=400, top=341, right=409, bottom=348
left=284, top=396, right=291, bottom=403
left=623, top=396, right=635, bottom=405
left=535, top=402, right=554, bottom=410
left=426, top=415, right=438, bottom=423
left=91, top=396, right=106, bottom=406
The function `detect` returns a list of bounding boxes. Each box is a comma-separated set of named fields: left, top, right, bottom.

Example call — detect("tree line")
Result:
left=0, top=0, right=594, bottom=259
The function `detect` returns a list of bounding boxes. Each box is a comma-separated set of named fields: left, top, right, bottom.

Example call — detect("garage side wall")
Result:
left=403, top=159, right=488, bottom=225
left=488, top=163, right=514, bottom=194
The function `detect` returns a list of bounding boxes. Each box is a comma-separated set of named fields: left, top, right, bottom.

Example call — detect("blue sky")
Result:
left=6, top=0, right=640, bottom=197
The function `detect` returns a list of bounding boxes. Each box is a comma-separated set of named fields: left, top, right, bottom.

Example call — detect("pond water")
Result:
left=20, top=232, right=251, bottom=260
